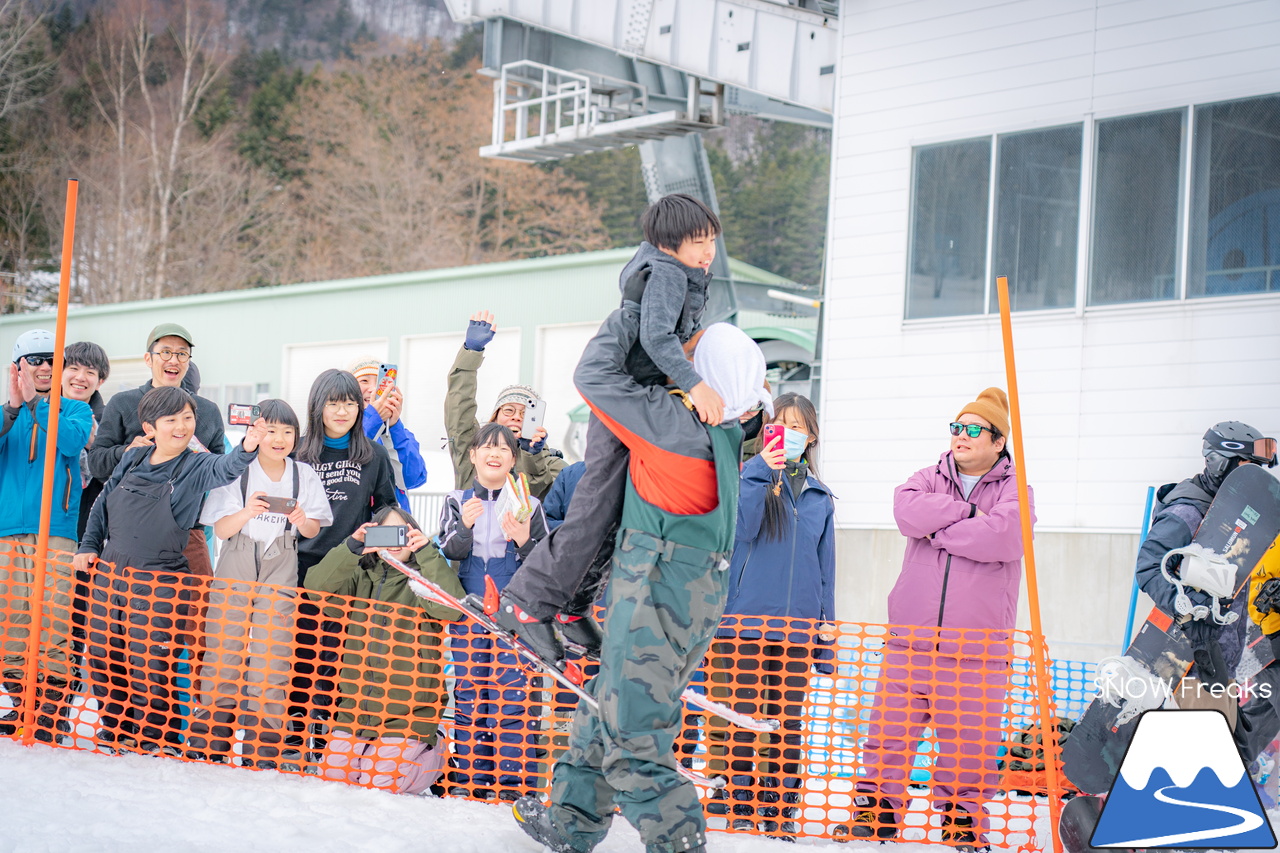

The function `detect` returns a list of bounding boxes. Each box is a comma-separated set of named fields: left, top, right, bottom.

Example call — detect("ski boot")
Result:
left=847, top=793, right=899, bottom=840
left=0, top=681, right=21, bottom=736
left=936, top=803, right=990, bottom=853
left=511, top=797, right=579, bottom=853
left=491, top=592, right=566, bottom=667
left=555, top=610, right=603, bottom=659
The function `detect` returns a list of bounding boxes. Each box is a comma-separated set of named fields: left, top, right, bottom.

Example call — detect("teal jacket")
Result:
left=0, top=397, right=93, bottom=541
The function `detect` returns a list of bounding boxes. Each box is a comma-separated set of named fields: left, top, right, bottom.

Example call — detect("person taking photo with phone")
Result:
left=348, top=358, right=427, bottom=513
left=190, top=398, right=334, bottom=766
left=303, top=506, right=465, bottom=794
left=445, top=310, right=566, bottom=499
left=704, top=392, right=836, bottom=835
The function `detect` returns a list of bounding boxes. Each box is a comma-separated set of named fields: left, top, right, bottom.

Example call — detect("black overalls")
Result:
left=85, top=453, right=201, bottom=750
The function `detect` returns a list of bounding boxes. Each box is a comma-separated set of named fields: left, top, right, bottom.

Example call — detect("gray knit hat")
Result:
left=491, top=384, right=538, bottom=418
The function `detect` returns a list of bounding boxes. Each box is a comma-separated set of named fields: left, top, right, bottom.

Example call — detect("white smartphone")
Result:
left=522, top=397, right=547, bottom=440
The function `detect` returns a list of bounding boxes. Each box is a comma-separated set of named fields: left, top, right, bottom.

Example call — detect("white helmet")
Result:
left=12, top=329, right=55, bottom=364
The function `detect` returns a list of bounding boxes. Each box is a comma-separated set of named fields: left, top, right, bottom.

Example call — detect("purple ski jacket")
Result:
left=888, top=451, right=1034, bottom=632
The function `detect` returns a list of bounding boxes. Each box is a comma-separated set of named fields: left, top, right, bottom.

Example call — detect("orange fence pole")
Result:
left=20, top=180, right=77, bottom=746
left=996, top=275, right=1064, bottom=853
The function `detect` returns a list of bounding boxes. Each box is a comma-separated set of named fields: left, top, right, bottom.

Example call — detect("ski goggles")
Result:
left=1203, top=429, right=1277, bottom=466
left=949, top=422, right=995, bottom=438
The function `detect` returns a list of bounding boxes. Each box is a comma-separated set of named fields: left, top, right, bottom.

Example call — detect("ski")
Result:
left=377, top=551, right=779, bottom=789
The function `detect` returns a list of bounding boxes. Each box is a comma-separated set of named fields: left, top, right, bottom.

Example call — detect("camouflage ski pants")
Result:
left=549, top=528, right=730, bottom=853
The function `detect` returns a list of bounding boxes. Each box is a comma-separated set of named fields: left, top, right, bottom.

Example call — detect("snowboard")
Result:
left=1060, top=794, right=1148, bottom=853
left=374, top=551, right=779, bottom=789
left=1062, top=463, right=1280, bottom=796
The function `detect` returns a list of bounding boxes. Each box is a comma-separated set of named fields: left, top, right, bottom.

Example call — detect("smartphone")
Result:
left=762, top=423, right=784, bottom=450
left=364, top=525, right=408, bottom=549
left=228, top=403, right=261, bottom=426
left=261, top=495, right=298, bottom=514
left=375, top=363, right=398, bottom=400
left=522, top=397, right=546, bottom=440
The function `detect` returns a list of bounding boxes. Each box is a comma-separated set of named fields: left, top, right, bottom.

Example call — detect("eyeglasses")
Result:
left=324, top=400, right=358, bottom=413
left=151, top=349, right=191, bottom=363
left=496, top=405, right=524, bottom=418
left=20, top=355, right=53, bottom=367
left=949, top=422, right=995, bottom=438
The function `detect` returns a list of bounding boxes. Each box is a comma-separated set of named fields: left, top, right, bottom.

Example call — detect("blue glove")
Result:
left=519, top=435, right=546, bottom=455
left=464, top=319, right=495, bottom=352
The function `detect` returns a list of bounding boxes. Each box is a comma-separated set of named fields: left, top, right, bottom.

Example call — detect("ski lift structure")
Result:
left=442, top=0, right=838, bottom=401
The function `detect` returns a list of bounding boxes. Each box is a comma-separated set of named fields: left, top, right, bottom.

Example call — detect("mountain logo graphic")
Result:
left=1092, top=710, right=1277, bottom=848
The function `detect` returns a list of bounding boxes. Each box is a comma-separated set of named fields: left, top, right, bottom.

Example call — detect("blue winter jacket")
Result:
left=0, top=397, right=93, bottom=542
left=542, top=460, right=585, bottom=531
left=724, top=453, right=837, bottom=623
left=363, top=406, right=428, bottom=512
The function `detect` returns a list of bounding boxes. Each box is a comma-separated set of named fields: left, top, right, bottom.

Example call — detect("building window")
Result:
left=1188, top=94, right=1280, bottom=298
left=906, top=139, right=991, bottom=319
left=1089, top=110, right=1184, bottom=305
left=991, top=124, right=1082, bottom=312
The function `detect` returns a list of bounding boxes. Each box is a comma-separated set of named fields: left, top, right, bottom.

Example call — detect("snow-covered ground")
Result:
left=0, top=739, right=931, bottom=853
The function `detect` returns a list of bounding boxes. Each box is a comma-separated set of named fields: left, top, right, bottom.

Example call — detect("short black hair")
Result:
left=138, top=386, right=196, bottom=427
left=64, top=341, right=110, bottom=381
left=258, top=398, right=300, bottom=432
left=469, top=421, right=518, bottom=456
left=642, top=193, right=721, bottom=252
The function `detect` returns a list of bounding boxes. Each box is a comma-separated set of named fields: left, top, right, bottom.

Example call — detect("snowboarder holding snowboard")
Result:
left=1133, top=421, right=1277, bottom=723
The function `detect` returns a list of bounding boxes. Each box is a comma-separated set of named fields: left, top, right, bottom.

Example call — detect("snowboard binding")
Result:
left=1161, top=543, right=1239, bottom=625
left=1095, top=655, right=1167, bottom=726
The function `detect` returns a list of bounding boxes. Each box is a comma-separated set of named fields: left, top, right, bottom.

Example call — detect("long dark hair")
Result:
left=761, top=393, right=821, bottom=542
left=297, top=369, right=375, bottom=465
left=360, top=505, right=425, bottom=572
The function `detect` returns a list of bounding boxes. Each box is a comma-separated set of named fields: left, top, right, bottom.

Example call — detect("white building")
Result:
left=822, top=0, right=1280, bottom=662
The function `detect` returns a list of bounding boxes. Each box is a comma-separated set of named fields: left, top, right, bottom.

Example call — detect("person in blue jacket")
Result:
left=541, top=460, right=585, bottom=531
left=0, top=329, right=93, bottom=740
left=349, top=358, right=428, bottom=512
left=705, top=392, right=836, bottom=836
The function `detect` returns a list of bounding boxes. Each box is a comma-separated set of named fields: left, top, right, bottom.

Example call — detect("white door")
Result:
left=281, top=338, right=389, bottom=422
left=399, top=328, right=522, bottom=493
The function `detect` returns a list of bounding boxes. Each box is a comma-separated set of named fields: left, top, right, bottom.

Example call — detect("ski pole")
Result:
left=1120, top=486, right=1157, bottom=650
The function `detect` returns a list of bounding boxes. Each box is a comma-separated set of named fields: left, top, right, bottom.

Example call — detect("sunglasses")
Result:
left=20, top=355, right=54, bottom=367
left=949, top=422, right=995, bottom=438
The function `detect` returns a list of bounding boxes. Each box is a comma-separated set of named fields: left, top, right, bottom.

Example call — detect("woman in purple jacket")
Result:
left=849, top=387, right=1034, bottom=851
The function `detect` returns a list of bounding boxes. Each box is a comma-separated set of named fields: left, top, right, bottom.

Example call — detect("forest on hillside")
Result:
left=0, top=0, right=830, bottom=311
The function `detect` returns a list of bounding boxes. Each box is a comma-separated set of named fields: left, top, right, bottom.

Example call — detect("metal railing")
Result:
left=490, top=60, right=649, bottom=147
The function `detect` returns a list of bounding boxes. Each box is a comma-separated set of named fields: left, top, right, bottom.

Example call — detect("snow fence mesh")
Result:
left=0, top=542, right=1089, bottom=848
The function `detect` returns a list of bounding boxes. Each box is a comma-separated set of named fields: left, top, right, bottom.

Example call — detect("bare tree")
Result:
left=0, top=0, right=53, bottom=121
left=290, top=50, right=606, bottom=282
left=132, top=0, right=231, bottom=296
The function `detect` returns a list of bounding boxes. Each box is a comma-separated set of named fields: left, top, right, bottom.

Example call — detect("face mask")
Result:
left=783, top=426, right=809, bottom=461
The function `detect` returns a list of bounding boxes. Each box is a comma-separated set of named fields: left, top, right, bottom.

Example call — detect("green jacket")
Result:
left=304, top=540, right=465, bottom=742
left=444, top=344, right=566, bottom=499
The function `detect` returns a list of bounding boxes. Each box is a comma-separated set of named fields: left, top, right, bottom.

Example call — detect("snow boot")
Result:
left=0, top=681, right=21, bottom=735
left=511, top=796, right=580, bottom=853
left=555, top=611, right=603, bottom=659
left=937, top=803, right=990, bottom=853
left=493, top=593, right=566, bottom=667
left=848, top=793, right=899, bottom=840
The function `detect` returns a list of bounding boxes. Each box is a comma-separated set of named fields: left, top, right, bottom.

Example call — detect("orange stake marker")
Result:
left=21, top=180, right=77, bottom=746
left=996, top=275, right=1064, bottom=853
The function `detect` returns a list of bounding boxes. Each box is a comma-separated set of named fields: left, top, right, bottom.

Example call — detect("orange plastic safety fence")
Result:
left=0, top=542, right=1070, bottom=849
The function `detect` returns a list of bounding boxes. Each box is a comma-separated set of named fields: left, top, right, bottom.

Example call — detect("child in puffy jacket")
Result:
left=439, top=422, right=548, bottom=800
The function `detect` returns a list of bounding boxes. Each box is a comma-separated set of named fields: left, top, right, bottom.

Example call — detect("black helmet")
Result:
left=1203, top=422, right=1277, bottom=482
